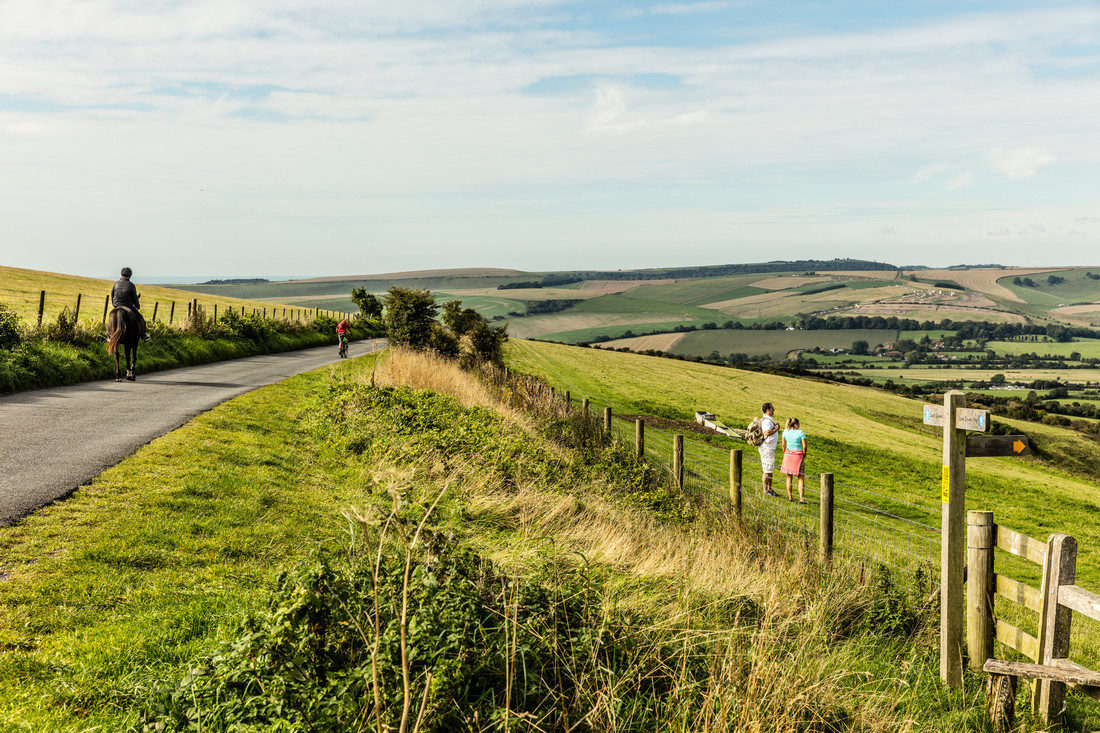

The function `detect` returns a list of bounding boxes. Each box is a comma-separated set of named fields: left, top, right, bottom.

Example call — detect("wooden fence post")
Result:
left=1036, top=533, right=1077, bottom=725
left=169, top=301, right=175, bottom=323
left=673, top=434, right=683, bottom=491
left=730, top=449, right=742, bottom=517
left=941, top=390, right=968, bottom=688
left=37, top=290, right=45, bottom=326
left=820, top=473, right=834, bottom=566
left=74, top=294, right=81, bottom=321
left=213, top=304, right=218, bottom=321
left=967, top=510, right=995, bottom=671
left=564, top=391, right=571, bottom=412
left=582, top=398, right=589, bottom=420
left=151, top=302, right=158, bottom=323
left=635, top=419, right=644, bottom=459
left=604, top=406, right=611, bottom=433
left=187, top=301, right=192, bottom=319
left=102, top=295, right=110, bottom=324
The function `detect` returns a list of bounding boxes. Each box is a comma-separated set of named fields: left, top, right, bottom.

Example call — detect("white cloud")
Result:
left=945, top=171, right=974, bottom=191
left=987, top=148, right=1054, bottom=180
left=3, top=1, right=1100, bottom=273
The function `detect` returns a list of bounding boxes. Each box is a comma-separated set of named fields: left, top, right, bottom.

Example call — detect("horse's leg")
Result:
left=115, top=349, right=122, bottom=382
left=126, top=342, right=136, bottom=381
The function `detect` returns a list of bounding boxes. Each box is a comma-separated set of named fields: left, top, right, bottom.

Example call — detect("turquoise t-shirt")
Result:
left=783, top=428, right=806, bottom=451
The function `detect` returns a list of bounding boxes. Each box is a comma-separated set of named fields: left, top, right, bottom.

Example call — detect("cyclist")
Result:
left=336, top=318, right=350, bottom=356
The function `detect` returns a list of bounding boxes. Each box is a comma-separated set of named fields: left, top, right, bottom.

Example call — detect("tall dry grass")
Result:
left=355, top=349, right=937, bottom=732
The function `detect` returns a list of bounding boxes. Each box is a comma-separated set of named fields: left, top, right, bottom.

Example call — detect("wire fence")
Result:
left=0, top=287, right=349, bottom=327
left=571, top=391, right=941, bottom=586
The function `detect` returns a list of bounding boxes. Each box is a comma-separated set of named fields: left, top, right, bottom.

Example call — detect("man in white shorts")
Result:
left=759, top=402, right=780, bottom=497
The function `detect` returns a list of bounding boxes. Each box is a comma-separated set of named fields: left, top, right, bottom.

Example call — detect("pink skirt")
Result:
left=781, top=449, right=805, bottom=476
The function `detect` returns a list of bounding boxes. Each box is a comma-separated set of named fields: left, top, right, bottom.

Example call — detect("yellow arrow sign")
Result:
left=1013, top=439, right=1026, bottom=454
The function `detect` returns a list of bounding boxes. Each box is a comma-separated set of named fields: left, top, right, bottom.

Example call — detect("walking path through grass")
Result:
left=0, top=339, right=385, bottom=525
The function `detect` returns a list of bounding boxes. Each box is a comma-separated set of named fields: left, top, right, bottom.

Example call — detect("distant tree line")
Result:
left=1014, top=275, right=1066, bottom=287
left=507, top=299, right=583, bottom=317
left=548, top=259, right=896, bottom=282
left=202, top=278, right=270, bottom=285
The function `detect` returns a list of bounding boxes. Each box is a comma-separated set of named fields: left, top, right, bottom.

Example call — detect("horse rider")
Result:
left=111, top=267, right=150, bottom=341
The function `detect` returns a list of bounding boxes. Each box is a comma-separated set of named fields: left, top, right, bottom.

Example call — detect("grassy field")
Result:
left=624, top=274, right=771, bottom=305
left=505, top=340, right=1100, bottom=591
left=2, top=347, right=1030, bottom=731
left=668, top=328, right=901, bottom=359
left=0, top=266, right=344, bottom=326
left=1000, top=268, right=1100, bottom=308
left=602, top=328, right=901, bottom=360
left=0, top=353, right=386, bottom=729
left=986, top=337, right=1100, bottom=359
left=828, top=367, right=1100, bottom=386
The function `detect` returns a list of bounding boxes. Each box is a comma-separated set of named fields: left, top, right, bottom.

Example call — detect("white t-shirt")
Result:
left=760, top=414, right=778, bottom=451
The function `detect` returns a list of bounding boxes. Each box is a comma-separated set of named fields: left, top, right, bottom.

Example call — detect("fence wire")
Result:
left=560, top=391, right=941, bottom=585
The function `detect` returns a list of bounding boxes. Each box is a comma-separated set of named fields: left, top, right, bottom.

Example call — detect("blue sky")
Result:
left=1, top=0, right=1099, bottom=278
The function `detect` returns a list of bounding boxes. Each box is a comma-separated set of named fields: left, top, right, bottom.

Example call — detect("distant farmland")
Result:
left=603, top=328, right=900, bottom=360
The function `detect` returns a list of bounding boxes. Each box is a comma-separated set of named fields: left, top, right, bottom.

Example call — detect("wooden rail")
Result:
left=969, top=512, right=1100, bottom=727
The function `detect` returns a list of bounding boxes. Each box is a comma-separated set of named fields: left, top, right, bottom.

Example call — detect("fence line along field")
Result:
left=0, top=266, right=342, bottom=325
left=505, top=339, right=1100, bottom=589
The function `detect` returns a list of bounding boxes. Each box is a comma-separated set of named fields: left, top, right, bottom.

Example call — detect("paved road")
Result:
left=0, top=339, right=386, bottom=525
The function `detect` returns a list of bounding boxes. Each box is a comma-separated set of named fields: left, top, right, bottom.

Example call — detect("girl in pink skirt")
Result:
left=781, top=417, right=808, bottom=504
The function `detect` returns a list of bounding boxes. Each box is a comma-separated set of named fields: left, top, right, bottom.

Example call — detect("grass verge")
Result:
left=1, top=347, right=1092, bottom=730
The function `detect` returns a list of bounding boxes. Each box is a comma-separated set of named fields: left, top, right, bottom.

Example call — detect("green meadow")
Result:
left=664, top=328, right=900, bottom=359
left=507, top=340, right=1100, bottom=590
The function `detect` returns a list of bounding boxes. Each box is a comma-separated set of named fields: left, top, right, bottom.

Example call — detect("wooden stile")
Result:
left=996, top=524, right=1047, bottom=565
left=995, top=575, right=1043, bottom=613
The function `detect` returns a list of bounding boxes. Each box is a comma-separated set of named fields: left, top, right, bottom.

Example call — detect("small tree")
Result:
left=441, top=300, right=483, bottom=336
left=851, top=339, right=870, bottom=356
left=382, top=287, right=438, bottom=348
left=350, top=288, right=382, bottom=320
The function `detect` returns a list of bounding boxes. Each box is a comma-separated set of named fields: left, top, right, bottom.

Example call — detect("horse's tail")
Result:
left=107, top=310, right=122, bottom=354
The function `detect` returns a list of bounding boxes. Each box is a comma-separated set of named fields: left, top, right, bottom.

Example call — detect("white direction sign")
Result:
left=922, top=404, right=990, bottom=432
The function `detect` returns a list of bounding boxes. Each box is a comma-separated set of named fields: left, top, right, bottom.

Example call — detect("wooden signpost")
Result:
left=923, top=392, right=1029, bottom=689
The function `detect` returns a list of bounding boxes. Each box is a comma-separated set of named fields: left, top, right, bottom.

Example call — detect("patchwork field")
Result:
left=904, top=267, right=1063, bottom=303
left=603, top=328, right=899, bottom=359
left=664, top=328, right=901, bottom=360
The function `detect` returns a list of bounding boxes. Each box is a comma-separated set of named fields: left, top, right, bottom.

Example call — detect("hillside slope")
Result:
left=506, top=340, right=1100, bottom=586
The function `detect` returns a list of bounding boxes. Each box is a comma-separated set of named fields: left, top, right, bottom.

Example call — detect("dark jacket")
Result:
left=111, top=278, right=141, bottom=310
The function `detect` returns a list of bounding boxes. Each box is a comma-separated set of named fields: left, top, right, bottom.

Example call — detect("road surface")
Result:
left=0, top=339, right=386, bottom=525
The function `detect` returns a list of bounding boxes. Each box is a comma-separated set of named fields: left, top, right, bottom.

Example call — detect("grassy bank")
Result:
left=0, top=347, right=1042, bottom=731
left=0, top=307, right=381, bottom=394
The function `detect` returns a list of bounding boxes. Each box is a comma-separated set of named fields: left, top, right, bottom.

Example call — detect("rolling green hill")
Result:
left=506, top=339, right=1100, bottom=591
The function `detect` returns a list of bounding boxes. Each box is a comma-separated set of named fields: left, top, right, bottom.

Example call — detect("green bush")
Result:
left=144, top=535, right=652, bottom=732
left=0, top=304, right=21, bottom=349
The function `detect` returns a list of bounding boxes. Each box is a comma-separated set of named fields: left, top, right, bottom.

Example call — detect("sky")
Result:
left=2, top=0, right=1100, bottom=279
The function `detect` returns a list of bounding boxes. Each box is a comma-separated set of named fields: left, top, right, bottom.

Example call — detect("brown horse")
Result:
left=107, top=307, right=141, bottom=382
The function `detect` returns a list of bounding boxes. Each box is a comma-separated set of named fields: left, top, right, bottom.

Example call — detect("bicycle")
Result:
left=338, top=333, right=349, bottom=358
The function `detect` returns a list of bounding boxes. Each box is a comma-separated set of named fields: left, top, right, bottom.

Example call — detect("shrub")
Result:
left=0, top=304, right=21, bottom=349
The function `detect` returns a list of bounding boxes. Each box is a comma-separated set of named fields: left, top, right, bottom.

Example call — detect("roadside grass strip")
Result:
left=0, top=355, right=381, bottom=730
